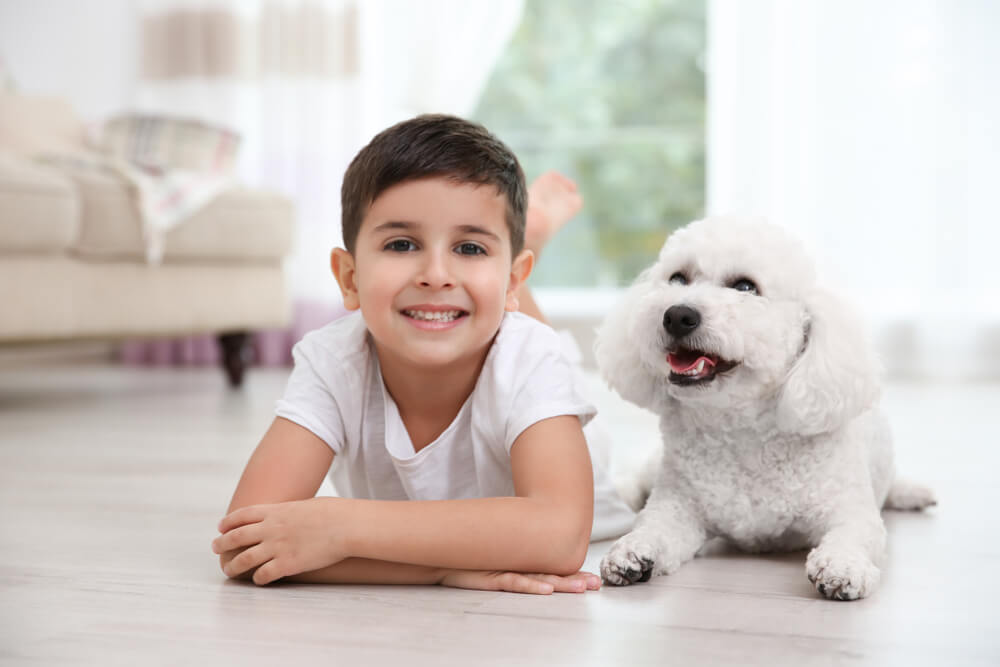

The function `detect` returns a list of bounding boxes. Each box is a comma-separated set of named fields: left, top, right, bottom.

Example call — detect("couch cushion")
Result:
left=67, top=167, right=294, bottom=261
left=0, top=154, right=79, bottom=253
left=0, top=255, right=290, bottom=341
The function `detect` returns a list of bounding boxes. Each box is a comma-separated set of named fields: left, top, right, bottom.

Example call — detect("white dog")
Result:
left=596, top=217, right=935, bottom=600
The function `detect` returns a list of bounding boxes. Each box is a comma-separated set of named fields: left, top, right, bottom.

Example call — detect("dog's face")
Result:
left=600, top=218, right=817, bottom=408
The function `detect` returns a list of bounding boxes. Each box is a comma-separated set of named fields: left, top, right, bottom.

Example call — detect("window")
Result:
left=473, top=0, right=706, bottom=287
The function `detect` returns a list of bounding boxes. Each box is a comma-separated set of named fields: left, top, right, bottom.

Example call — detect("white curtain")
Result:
left=707, top=0, right=1000, bottom=380
left=133, top=0, right=523, bottom=306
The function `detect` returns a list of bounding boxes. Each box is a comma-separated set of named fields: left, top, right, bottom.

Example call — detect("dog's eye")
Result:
left=731, top=278, right=759, bottom=294
left=669, top=272, right=689, bottom=286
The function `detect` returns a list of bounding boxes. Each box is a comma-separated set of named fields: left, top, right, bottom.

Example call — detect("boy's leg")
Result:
left=518, top=171, right=583, bottom=325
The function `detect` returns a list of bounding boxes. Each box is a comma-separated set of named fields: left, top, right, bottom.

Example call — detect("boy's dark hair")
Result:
left=341, top=114, right=527, bottom=257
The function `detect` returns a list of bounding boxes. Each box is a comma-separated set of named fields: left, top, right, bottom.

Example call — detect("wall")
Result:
left=0, top=0, right=138, bottom=121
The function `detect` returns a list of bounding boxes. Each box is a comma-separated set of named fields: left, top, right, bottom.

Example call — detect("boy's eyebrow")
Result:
left=371, top=221, right=416, bottom=234
left=372, top=221, right=502, bottom=242
left=455, top=224, right=502, bottom=242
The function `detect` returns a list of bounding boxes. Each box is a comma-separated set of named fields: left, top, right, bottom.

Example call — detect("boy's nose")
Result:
left=417, top=252, right=455, bottom=289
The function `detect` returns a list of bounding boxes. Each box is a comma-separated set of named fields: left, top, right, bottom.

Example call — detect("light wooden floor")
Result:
left=1, top=362, right=998, bottom=666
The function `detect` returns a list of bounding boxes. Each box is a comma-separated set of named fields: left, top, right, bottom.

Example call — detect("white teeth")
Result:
left=404, top=309, right=463, bottom=322
left=681, top=360, right=706, bottom=377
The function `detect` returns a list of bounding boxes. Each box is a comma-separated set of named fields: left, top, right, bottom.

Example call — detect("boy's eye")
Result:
left=456, top=242, right=486, bottom=256
left=384, top=239, right=417, bottom=252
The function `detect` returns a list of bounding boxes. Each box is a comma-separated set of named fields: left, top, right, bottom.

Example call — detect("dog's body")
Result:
left=597, top=218, right=934, bottom=600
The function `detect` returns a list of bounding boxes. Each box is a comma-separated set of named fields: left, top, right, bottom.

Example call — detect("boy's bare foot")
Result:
left=517, top=171, right=581, bottom=326
left=525, top=170, right=582, bottom=256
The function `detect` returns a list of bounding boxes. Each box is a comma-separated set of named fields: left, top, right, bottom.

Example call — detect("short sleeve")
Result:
left=275, top=340, right=347, bottom=455
left=499, top=318, right=597, bottom=452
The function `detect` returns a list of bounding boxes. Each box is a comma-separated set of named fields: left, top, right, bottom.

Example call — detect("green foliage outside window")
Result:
left=473, top=0, right=706, bottom=286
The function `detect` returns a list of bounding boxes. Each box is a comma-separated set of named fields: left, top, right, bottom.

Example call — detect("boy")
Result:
left=212, top=115, right=635, bottom=594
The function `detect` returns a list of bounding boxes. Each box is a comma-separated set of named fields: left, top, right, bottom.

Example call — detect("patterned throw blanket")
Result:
left=39, top=114, right=241, bottom=263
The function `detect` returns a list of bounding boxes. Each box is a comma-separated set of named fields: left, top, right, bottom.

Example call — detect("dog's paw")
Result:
left=600, top=538, right=658, bottom=586
left=884, top=479, right=937, bottom=511
left=805, top=546, right=880, bottom=601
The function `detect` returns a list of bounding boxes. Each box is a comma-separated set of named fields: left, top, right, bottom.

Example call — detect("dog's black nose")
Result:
left=663, top=305, right=701, bottom=338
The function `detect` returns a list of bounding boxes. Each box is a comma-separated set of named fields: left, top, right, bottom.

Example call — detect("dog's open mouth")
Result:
left=666, top=347, right=739, bottom=385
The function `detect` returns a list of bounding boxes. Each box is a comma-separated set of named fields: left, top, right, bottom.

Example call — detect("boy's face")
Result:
left=332, top=177, right=533, bottom=371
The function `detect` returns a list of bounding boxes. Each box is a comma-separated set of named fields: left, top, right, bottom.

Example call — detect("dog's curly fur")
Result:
left=597, top=217, right=935, bottom=600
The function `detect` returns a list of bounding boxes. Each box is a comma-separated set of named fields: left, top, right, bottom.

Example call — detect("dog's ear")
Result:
left=776, top=288, right=881, bottom=435
left=594, top=269, right=667, bottom=412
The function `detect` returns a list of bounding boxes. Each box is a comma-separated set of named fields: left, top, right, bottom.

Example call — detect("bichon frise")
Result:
left=596, top=217, right=935, bottom=600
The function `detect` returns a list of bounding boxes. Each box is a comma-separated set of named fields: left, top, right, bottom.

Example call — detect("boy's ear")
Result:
left=505, top=249, right=535, bottom=312
left=331, top=248, right=361, bottom=310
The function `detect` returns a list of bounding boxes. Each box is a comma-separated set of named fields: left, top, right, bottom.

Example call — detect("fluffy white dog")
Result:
left=596, top=217, right=935, bottom=600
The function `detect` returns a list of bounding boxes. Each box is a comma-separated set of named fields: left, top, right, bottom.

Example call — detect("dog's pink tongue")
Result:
left=668, top=352, right=717, bottom=373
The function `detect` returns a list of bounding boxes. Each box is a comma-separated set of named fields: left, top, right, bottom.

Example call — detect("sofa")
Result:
left=0, top=94, right=295, bottom=386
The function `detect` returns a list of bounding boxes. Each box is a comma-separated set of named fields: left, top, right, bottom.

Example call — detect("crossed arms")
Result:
left=212, top=416, right=599, bottom=594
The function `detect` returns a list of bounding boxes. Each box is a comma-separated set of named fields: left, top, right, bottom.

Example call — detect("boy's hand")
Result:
left=213, top=498, right=347, bottom=585
left=439, top=569, right=601, bottom=595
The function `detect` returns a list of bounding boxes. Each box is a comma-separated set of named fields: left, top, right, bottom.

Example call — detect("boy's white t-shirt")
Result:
left=275, top=311, right=635, bottom=541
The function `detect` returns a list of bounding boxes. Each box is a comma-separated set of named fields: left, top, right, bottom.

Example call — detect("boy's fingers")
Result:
left=578, top=571, right=602, bottom=590
left=218, top=505, right=267, bottom=533
left=528, top=571, right=601, bottom=592
left=252, top=560, right=284, bottom=586
left=526, top=573, right=591, bottom=593
left=440, top=571, right=553, bottom=595
left=212, top=524, right=261, bottom=554
left=223, top=543, right=271, bottom=578
left=496, top=573, right=554, bottom=595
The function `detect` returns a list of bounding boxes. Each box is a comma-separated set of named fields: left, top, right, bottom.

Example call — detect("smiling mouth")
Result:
left=401, top=309, right=469, bottom=323
left=666, top=346, right=739, bottom=386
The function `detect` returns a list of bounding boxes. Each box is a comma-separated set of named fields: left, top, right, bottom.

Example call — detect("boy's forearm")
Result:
left=287, top=558, right=444, bottom=586
left=220, top=550, right=443, bottom=586
left=333, top=496, right=590, bottom=575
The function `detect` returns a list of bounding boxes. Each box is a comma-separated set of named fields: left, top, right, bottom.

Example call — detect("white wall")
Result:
left=707, top=0, right=1000, bottom=379
left=0, top=0, right=138, bottom=121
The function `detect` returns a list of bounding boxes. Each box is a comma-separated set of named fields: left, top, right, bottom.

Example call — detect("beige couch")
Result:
left=0, top=95, right=295, bottom=385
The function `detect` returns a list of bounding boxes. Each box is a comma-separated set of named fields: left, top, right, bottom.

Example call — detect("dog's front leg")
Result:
left=805, top=504, right=887, bottom=601
left=600, top=489, right=706, bottom=586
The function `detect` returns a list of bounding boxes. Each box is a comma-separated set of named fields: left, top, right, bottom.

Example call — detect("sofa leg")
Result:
left=218, top=332, right=251, bottom=388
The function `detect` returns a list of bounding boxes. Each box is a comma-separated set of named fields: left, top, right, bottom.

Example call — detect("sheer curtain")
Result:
left=707, top=0, right=1000, bottom=379
left=122, top=0, right=523, bottom=366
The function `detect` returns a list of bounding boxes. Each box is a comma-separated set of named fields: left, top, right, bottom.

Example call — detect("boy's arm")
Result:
left=218, top=416, right=332, bottom=577
left=224, top=417, right=334, bottom=512
left=285, top=558, right=598, bottom=594
left=220, top=419, right=442, bottom=585
left=222, top=550, right=597, bottom=594
left=345, top=414, right=595, bottom=572
left=217, top=414, right=595, bottom=583
left=219, top=416, right=597, bottom=592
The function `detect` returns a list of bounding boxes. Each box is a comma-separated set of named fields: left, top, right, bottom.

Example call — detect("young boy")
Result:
left=212, top=115, right=635, bottom=594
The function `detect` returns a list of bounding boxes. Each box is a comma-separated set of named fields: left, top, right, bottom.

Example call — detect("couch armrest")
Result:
left=0, top=94, right=86, bottom=157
